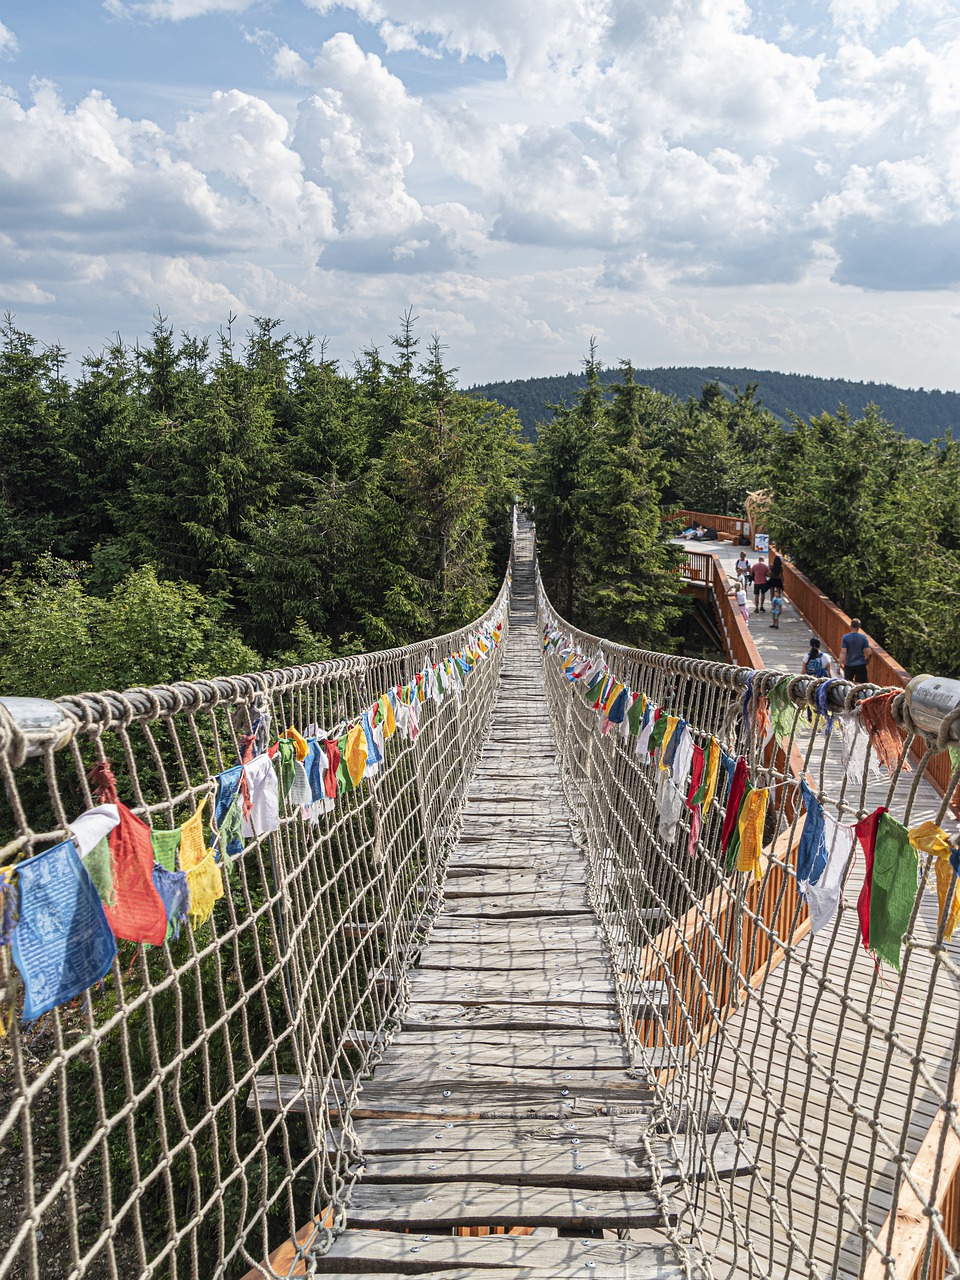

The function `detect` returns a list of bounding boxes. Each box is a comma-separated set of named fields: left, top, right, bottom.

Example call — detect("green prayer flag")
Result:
left=150, top=828, right=181, bottom=873
left=626, top=693, right=645, bottom=736
left=583, top=674, right=605, bottom=703
left=336, top=734, right=359, bottom=793
left=869, top=813, right=918, bottom=971
left=83, top=836, right=116, bottom=906
left=276, top=737, right=296, bottom=800
left=769, top=678, right=799, bottom=745
left=648, top=713, right=669, bottom=756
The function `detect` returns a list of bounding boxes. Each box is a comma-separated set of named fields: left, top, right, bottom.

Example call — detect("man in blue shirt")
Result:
left=840, top=618, right=872, bottom=683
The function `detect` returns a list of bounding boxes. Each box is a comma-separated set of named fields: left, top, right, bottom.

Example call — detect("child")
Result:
left=769, top=587, right=783, bottom=629
left=730, top=581, right=750, bottom=623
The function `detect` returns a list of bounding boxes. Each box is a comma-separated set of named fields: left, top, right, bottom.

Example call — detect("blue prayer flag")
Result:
left=797, top=779, right=828, bottom=887
left=11, top=839, right=117, bottom=1022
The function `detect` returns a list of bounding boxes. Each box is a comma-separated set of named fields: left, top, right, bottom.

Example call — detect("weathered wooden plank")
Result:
left=367, top=1063, right=645, bottom=1089
left=374, top=1042, right=629, bottom=1071
left=358, top=1146, right=657, bottom=1190
left=345, top=1181, right=675, bottom=1230
left=401, top=1002, right=623, bottom=1032
left=348, top=1114, right=654, bottom=1154
left=372, top=1029, right=628, bottom=1052
left=312, top=1228, right=692, bottom=1276
left=249, top=1076, right=652, bottom=1120
left=435, top=901, right=594, bottom=920
left=404, top=975, right=618, bottom=1006
left=352, top=1079, right=652, bottom=1119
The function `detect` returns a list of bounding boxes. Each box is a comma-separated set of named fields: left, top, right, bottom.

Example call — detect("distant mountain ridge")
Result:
left=468, top=366, right=960, bottom=442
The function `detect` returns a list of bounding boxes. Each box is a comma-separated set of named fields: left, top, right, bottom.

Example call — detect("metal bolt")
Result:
left=561, top=1089, right=569, bottom=1096
left=443, top=1090, right=451, bottom=1097
left=445, top=1122, right=453, bottom=1129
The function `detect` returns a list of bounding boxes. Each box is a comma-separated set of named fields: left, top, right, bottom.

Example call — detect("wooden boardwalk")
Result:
left=314, top=537, right=705, bottom=1276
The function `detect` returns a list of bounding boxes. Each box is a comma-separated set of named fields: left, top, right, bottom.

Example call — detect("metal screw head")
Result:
left=572, top=1138, right=580, bottom=1145
left=435, top=1133, right=443, bottom=1139
left=411, top=1246, right=421, bottom=1253
left=586, top=1262, right=596, bottom=1269
left=443, top=1090, right=451, bottom=1097
left=424, top=1197, right=434, bottom=1202
left=445, top=1122, right=453, bottom=1129
left=420, top=1235, right=430, bottom=1241
left=428, top=1164, right=438, bottom=1170
left=561, top=1089, right=569, bottom=1096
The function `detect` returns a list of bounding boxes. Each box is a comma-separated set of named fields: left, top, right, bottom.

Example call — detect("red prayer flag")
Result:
left=720, top=757, right=749, bottom=854
left=686, top=745, right=705, bottom=810
left=324, top=739, right=341, bottom=799
left=854, top=807, right=887, bottom=951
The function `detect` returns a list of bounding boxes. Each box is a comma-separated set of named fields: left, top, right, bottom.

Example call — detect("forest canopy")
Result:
left=0, top=311, right=525, bottom=697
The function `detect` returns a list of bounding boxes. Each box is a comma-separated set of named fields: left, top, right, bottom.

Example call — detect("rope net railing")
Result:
left=537, top=565, right=960, bottom=1280
left=0, top=555, right=510, bottom=1280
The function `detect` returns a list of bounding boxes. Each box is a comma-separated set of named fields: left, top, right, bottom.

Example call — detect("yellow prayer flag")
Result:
left=344, top=723, right=368, bottom=786
left=702, top=739, right=722, bottom=815
left=910, top=820, right=960, bottom=940
left=379, top=694, right=397, bottom=740
left=179, top=796, right=209, bottom=872
left=284, top=726, right=309, bottom=761
left=186, top=850, right=225, bottom=928
left=737, top=788, right=769, bottom=880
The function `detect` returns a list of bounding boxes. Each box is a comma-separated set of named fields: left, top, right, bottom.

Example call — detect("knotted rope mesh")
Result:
left=0, top=567, right=509, bottom=1280
left=537, top=567, right=960, bottom=1280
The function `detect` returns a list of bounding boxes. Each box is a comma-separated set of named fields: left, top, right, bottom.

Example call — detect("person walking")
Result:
left=769, top=553, right=784, bottom=595
left=735, top=550, right=751, bottom=588
left=840, top=618, right=872, bottom=683
left=802, top=638, right=832, bottom=678
left=751, top=556, right=770, bottom=612
left=769, top=586, right=783, bottom=629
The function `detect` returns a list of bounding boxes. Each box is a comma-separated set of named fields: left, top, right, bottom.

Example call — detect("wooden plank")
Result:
left=367, top=1064, right=645, bottom=1089
left=436, top=901, right=594, bottom=920
left=311, top=1227, right=690, bottom=1276
left=373, top=1029, right=627, bottom=1051
left=403, top=975, right=618, bottom=1006
left=348, top=1115, right=654, bottom=1154
left=344, top=1181, right=674, bottom=1230
left=358, top=1146, right=657, bottom=1190
left=374, top=1042, right=630, bottom=1071
left=401, top=1002, right=623, bottom=1032
left=249, top=1077, right=653, bottom=1120
left=351, top=1081, right=652, bottom=1120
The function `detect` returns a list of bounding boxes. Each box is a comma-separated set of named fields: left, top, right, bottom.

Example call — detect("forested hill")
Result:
left=470, top=366, right=960, bottom=441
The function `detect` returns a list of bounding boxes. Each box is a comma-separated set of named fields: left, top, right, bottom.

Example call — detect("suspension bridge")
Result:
left=1, top=514, right=959, bottom=1280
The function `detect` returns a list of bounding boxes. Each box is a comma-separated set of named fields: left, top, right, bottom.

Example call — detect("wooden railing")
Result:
left=677, top=549, right=714, bottom=586
left=672, top=509, right=749, bottom=539
left=677, top=549, right=761, bottom=670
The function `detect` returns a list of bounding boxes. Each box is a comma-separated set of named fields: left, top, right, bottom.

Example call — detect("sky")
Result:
left=1, top=0, right=960, bottom=389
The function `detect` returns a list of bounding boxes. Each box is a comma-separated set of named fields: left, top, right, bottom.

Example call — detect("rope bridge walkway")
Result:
left=1, top=515, right=960, bottom=1279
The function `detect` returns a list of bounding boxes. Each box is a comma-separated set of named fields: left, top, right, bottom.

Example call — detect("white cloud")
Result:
left=103, top=0, right=260, bottom=18
left=0, top=21, right=18, bottom=58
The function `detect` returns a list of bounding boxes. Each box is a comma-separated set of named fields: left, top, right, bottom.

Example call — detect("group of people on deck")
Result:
left=731, top=551, right=784, bottom=629
left=728, top=549, right=874, bottom=683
